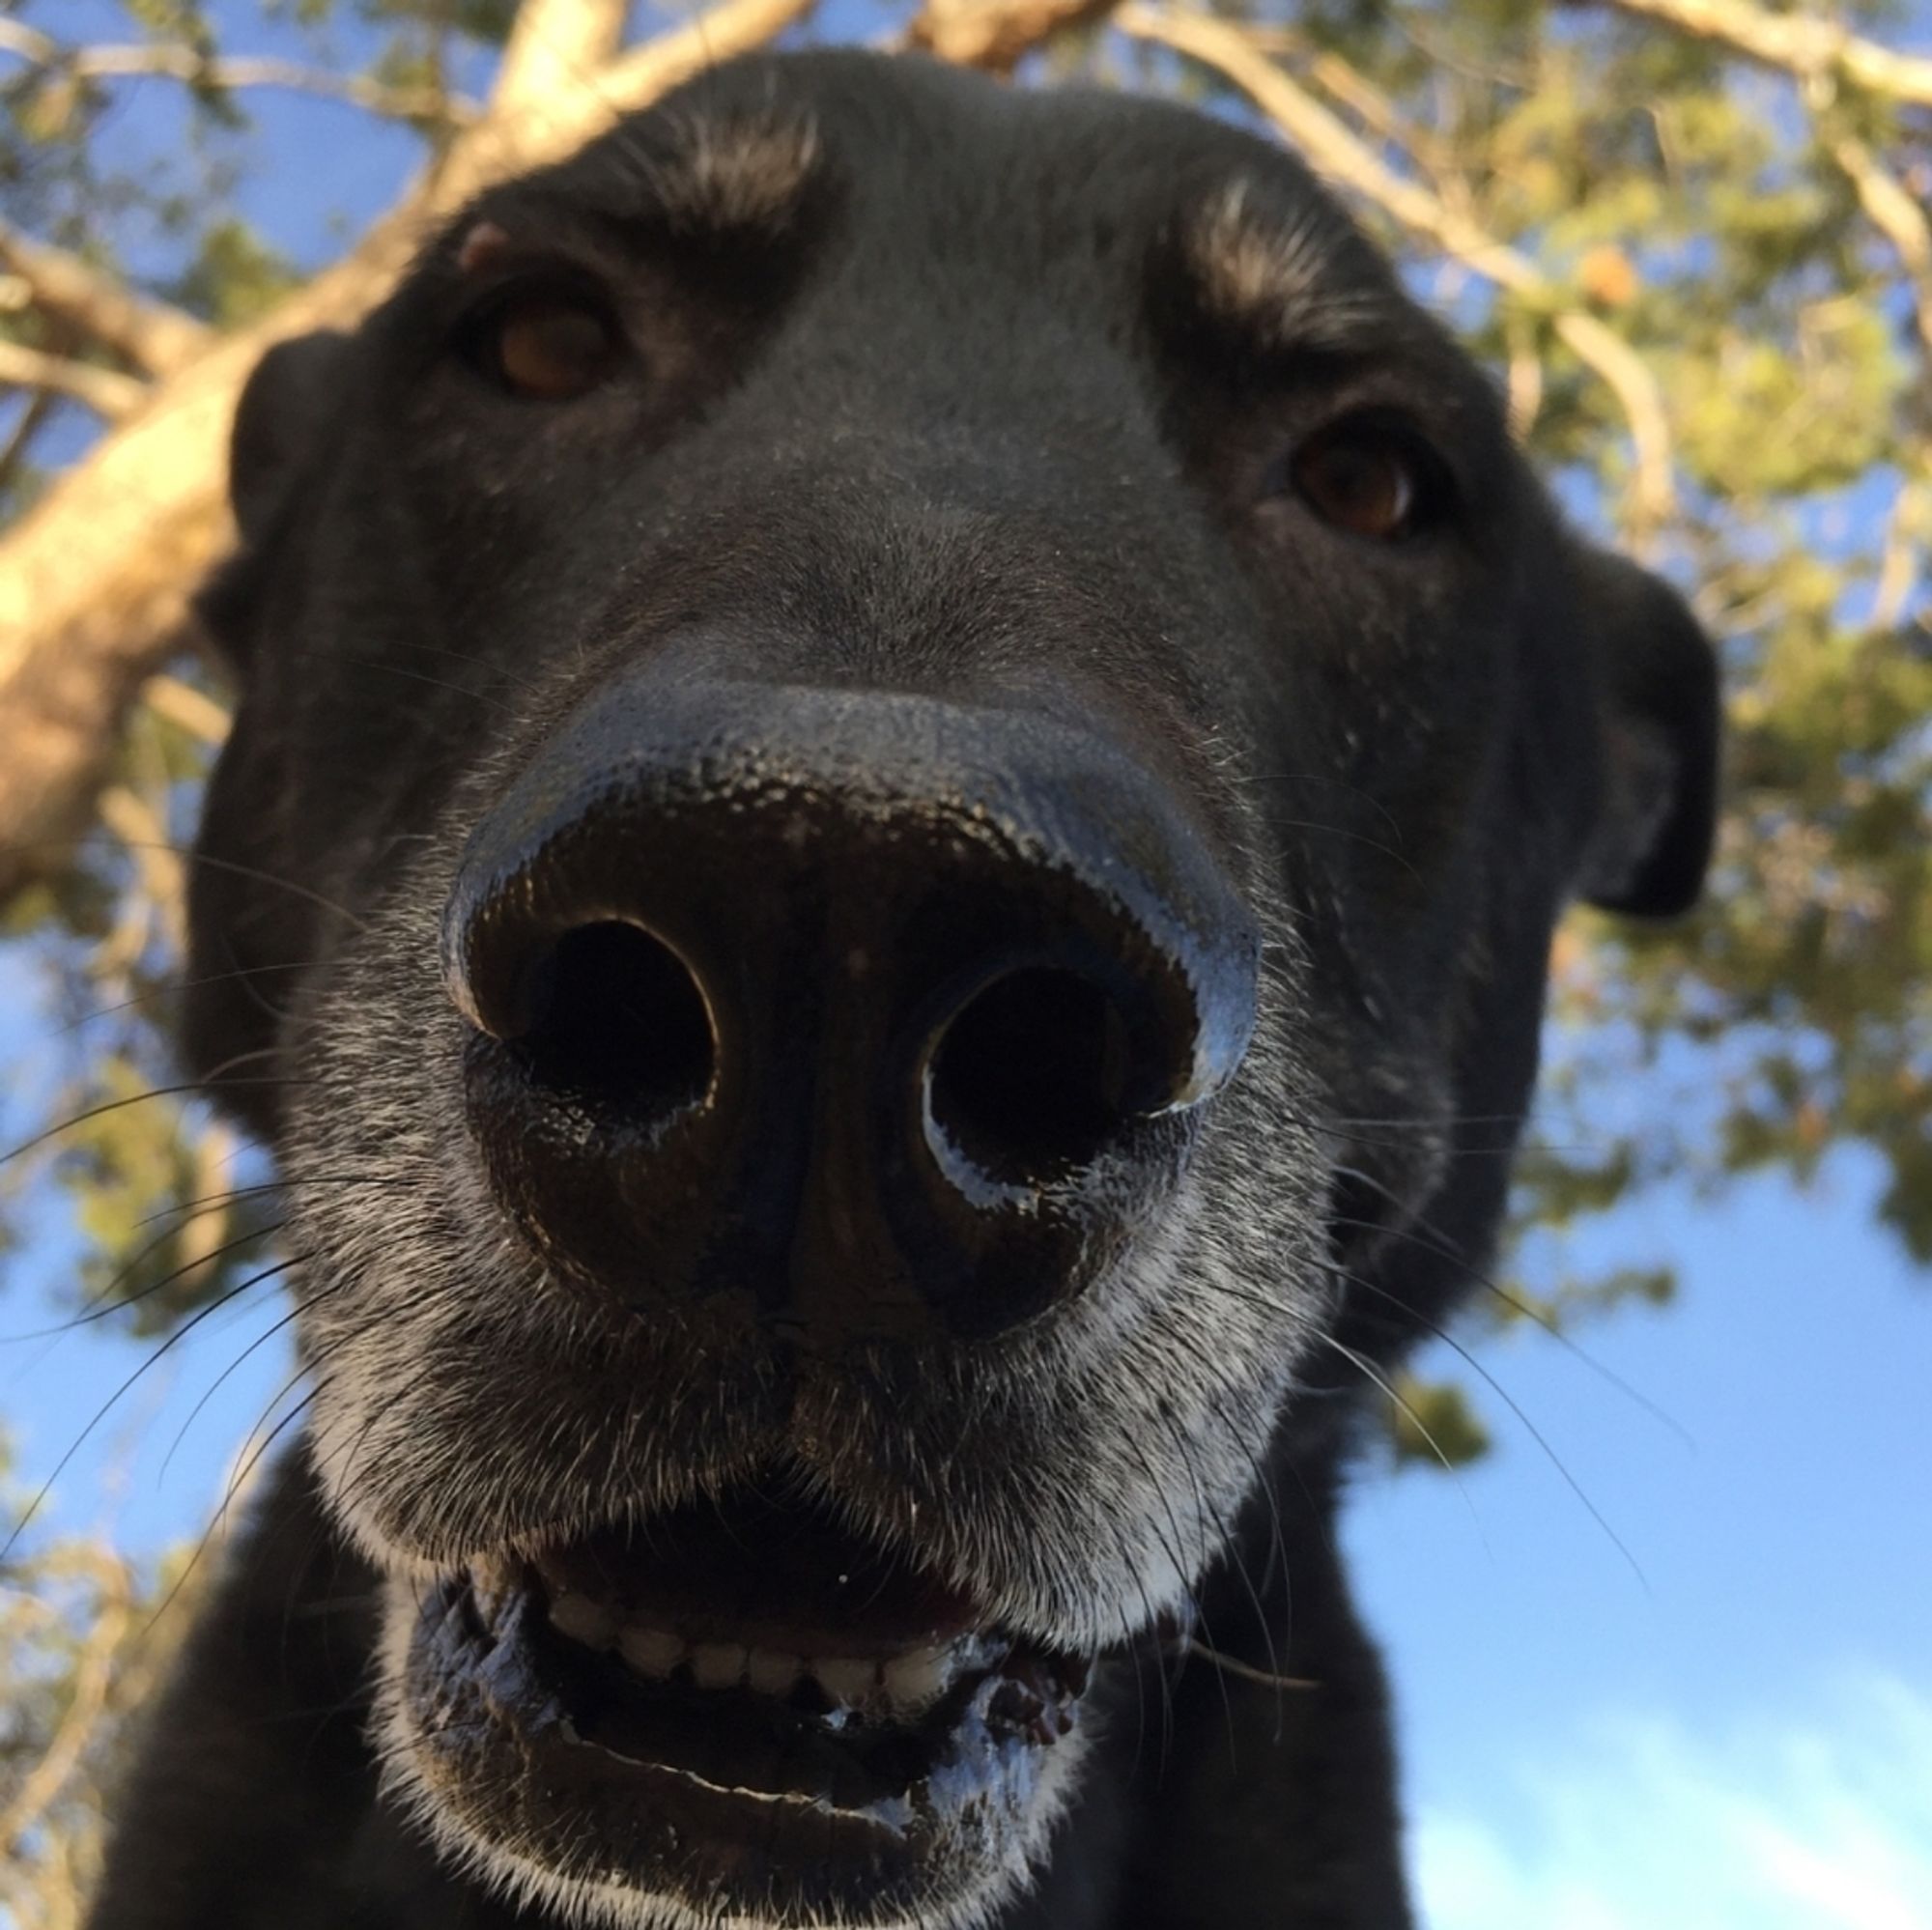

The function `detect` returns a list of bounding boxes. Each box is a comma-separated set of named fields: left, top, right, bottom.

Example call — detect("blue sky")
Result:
left=4, top=6, right=1930, bottom=1926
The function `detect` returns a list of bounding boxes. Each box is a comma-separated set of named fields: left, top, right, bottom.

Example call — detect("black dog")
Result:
left=89, top=49, right=1718, bottom=1930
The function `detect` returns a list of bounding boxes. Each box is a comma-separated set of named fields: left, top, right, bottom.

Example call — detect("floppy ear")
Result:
left=197, top=329, right=354, bottom=667
left=1574, top=549, right=1722, bottom=918
left=227, top=327, right=354, bottom=545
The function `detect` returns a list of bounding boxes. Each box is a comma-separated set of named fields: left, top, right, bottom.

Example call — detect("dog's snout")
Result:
left=443, top=675, right=1259, bottom=1340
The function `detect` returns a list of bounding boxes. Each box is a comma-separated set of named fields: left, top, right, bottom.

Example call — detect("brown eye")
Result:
left=1290, top=419, right=1436, bottom=541
left=475, top=291, right=624, bottom=401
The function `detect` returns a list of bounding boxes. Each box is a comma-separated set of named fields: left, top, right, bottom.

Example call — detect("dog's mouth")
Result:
left=394, top=1485, right=1093, bottom=1921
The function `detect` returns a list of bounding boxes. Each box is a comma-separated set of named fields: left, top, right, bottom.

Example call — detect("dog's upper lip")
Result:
left=500, top=1486, right=986, bottom=1658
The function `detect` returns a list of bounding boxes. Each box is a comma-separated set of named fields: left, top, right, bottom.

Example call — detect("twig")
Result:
left=0, top=341, right=146, bottom=419
left=141, top=672, right=232, bottom=748
left=1829, top=134, right=1932, bottom=357
left=0, top=22, right=479, bottom=127
left=1595, top=0, right=1932, bottom=109
left=0, top=1546, right=133, bottom=1860
left=1114, top=4, right=1678, bottom=538
left=0, top=221, right=207, bottom=378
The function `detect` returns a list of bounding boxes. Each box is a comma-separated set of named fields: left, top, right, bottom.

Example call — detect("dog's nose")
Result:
left=443, top=677, right=1258, bottom=1341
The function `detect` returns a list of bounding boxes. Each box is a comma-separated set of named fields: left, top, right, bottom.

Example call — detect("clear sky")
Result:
left=4, top=7, right=1929, bottom=1928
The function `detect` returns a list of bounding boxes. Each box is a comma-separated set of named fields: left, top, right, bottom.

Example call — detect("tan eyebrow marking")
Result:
left=1183, top=177, right=1379, bottom=353
left=639, top=108, right=822, bottom=236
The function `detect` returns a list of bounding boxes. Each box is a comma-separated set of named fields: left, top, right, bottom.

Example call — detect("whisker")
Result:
left=2, top=1216, right=289, bottom=1342
left=1311, top=1333, right=1491, bottom=1555
left=1328, top=1176, right=1692, bottom=1446
left=0, top=1041, right=304, bottom=1174
left=1, top=1256, right=304, bottom=1560
left=1163, top=1635, right=1315, bottom=1693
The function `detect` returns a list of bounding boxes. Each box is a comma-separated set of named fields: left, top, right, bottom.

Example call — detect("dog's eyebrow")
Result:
left=1181, top=177, right=1392, bottom=355
left=621, top=107, right=822, bottom=237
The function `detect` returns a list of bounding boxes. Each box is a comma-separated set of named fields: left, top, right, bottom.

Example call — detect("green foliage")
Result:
left=1388, top=1373, right=1493, bottom=1469
left=160, top=218, right=301, bottom=326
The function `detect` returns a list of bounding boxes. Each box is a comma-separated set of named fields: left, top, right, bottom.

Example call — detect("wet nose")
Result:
left=443, top=676, right=1259, bottom=1342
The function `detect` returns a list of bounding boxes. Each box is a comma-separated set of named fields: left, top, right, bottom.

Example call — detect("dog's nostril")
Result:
left=926, top=968, right=1133, bottom=1183
left=518, top=921, right=714, bottom=1115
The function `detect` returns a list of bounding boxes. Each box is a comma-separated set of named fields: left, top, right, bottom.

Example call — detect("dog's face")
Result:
left=185, top=50, right=1718, bottom=1930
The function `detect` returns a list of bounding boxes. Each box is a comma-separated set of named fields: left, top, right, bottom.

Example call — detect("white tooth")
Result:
left=810, top=1657, right=877, bottom=1708
left=547, top=1592, right=617, bottom=1649
left=618, top=1625, right=687, bottom=1679
left=881, top=1644, right=952, bottom=1711
left=691, top=1643, right=747, bottom=1690
left=746, top=1647, right=802, bottom=1697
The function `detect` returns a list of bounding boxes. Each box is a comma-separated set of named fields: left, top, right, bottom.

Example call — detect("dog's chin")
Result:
left=372, top=1487, right=1094, bottom=1930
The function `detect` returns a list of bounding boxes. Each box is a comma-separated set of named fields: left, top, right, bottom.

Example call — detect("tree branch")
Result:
left=1830, top=134, right=1932, bottom=357
left=902, top=0, right=1120, bottom=73
left=1114, top=4, right=1678, bottom=537
left=489, top=0, right=630, bottom=123
left=0, top=22, right=478, bottom=127
left=431, top=0, right=819, bottom=203
left=142, top=672, right=232, bottom=747
left=0, top=222, right=208, bottom=379
left=0, top=1547, right=131, bottom=1862
left=0, top=340, right=146, bottom=418
left=1593, top=0, right=1932, bottom=109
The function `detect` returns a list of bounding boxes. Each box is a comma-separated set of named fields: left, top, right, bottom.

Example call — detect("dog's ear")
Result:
left=227, top=327, right=354, bottom=545
left=1575, top=549, right=1721, bottom=918
left=198, top=329, right=353, bottom=668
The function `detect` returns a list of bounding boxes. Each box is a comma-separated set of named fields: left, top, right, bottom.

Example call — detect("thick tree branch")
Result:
left=0, top=222, right=208, bottom=379
left=1115, top=5, right=1678, bottom=537
left=0, top=22, right=478, bottom=127
left=1593, top=0, right=1932, bottom=109
left=489, top=0, right=630, bottom=123
left=0, top=341, right=146, bottom=418
left=431, top=0, right=819, bottom=204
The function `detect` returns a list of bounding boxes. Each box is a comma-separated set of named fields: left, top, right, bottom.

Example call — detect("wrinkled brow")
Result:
left=1180, top=176, right=1395, bottom=355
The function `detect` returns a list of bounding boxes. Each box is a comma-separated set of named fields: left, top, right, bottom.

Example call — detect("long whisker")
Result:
left=1311, top=1332, right=1491, bottom=1554
left=1311, top=1260, right=1649, bottom=1590
left=2, top=1217, right=289, bottom=1342
left=0, top=1039, right=300, bottom=1173
left=1, top=1256, right=305, bottom=1560
left=1328, top=1178, right=1692, bottom=1446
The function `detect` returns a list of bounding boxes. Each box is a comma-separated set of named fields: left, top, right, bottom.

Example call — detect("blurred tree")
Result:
left=0, top=0, right=1926, bottom=1915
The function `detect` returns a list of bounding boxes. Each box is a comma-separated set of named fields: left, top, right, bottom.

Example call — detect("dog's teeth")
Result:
left=618, top=1625, right=687, bottom=1679
left=691, top=1642, right=747, bottom=1690
left=746, top=1647, right=802, bottom=1696
left=809, top=1657, right=877, bottom=1707
left=880, top=1644, right=952, bottom=1711
left=547, top=1592, right=617, bottom=1649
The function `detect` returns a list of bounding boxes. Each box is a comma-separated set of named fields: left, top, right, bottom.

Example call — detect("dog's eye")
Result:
left=1288, top=416, right=1442, bottom=542
left=468, top=289, right=625, bottom=402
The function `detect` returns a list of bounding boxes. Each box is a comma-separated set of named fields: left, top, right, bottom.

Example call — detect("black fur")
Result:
left=90, top=51, right=1717, bottom=1930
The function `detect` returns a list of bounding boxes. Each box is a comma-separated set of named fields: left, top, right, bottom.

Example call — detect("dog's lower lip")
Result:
left=397, top=1494, right=1092, bottom=1909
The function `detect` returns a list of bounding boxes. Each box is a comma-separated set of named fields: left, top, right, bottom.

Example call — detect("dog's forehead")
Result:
left=469, top=51, right=1415, bottom=347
